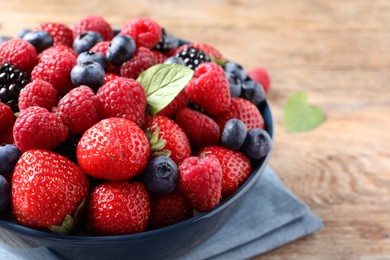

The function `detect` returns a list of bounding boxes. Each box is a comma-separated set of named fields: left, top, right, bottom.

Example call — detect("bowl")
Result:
left=0, top=100, right=273, bottom=260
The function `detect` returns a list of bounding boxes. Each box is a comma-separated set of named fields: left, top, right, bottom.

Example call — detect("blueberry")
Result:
left=154, top=29, right=179, bottom=53
left=224, top=62, right=247, bottom=82
left=70, top=61, right=105, bottom=91
left=112, top=28, right=121, bottom=37
left=144, top=156, right=179, bottom=194
left=164, top=56, right=185, bottom=65
left=241, top=80, right=266, bottom=106
left=0, top=36, right=11, bottom=43
left=225, top=72, right=242, bottom=97
left=0, top=175, right=10, bottom=212
left=18, top=28, right=31, bottom=38
left=73, top=31, right=103, bottom=54
left=241, top=128, right=272, bottom=160
left=106, top=35, right=136, bottom=66
left=23, top=30, right=54, bottom=53
left=77, top=51, right=108, bottom=71
left=0, top=144, right=22, bottom=175
left=221, top=119, right=248, bottom=150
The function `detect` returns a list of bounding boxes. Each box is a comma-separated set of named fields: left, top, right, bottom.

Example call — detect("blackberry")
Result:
left=154, top=28, right=179, bottom=53
left=0, top=63, right=30, bottom=112
left=176, top=47, right=210, bottom=70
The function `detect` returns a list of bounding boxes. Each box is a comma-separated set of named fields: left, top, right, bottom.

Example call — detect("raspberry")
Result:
left=150, top=190, right=193, bottom=228
left=97, top=77, right=146, bottom=126
left=169, top=43, right=224, bottom=60
left=103, top=73, right=121, bottom=84
left=247, top=67, right=271, bottom=94
left=35, top=23, right=73, bottom=47
left=31, top=52, right=77, bottom=95
left=38, top=45, right=78, bottom=62
left=0, top=39, right=38, bottom=72
left=0, top=102, right=15, bottom=132
left=150, top=50, right=167, bottom=64
left=120, top=17, right=162, bottom=49
left=13, top=106, right=68, bottom=152
left=56, top=86, right=99, bottom=135
left=0, top=123, right=14, bottom=145
left=90, top=41, right=120, bottom=74
left=157, top=90, right=188, bottom=118
left=73, top=15, right=113, bottom=41
left=120, top=47, right=158, bottom=79
left=18, top=79, right=58, bottom=111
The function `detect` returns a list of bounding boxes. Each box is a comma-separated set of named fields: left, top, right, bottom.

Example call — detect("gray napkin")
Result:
left=0, top=167, right=323, bottom=260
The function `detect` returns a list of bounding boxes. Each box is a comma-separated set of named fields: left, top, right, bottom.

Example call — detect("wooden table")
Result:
left=0, top=0, right=389, bottom=259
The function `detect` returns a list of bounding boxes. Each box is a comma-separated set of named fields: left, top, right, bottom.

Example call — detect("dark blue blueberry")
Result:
left=0, top=175, right=10, bottom=212
left=22, top=30, right=54, bottom=53
left=18, top=28, right=31, bottom=38
left=221, top=119, right=248, bottom=150
left=112, top=28, right=121, bottom=37
left=0, top=144, right=22, bottom=175
left=241, top=128, right=272, bottom=160
left=178, top=38, right=190, bottom=46
left=241, top=80, right=266, bottom=106
left=225, top=72, right=242, bottom=97
left=164, top=56, right=185, bottom=65
left=224, top=62, right=247, bottom=82
left=77, top=51, right=108, bottom=71
left=154, top=28, right=179, bottom=53
left=144, top=156, right=179, bottom=194
left=0, top=36, right=11, bottom=43
left=70, top=61, right=105, bottom=91
left=73, top=31, right=103, bottom=54
left=106, top=35, right=136, bottom=66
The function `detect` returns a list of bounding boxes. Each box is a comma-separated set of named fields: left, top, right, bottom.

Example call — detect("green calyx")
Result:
left=146, top=127, right=171, bottom=157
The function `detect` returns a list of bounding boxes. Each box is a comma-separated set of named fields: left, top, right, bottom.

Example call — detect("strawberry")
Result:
left=149, top=190, right=193, bottom=228
left=87, top=181, right=150, bottom=236
left=143, top=115, right=191, bottom=165
left=0, top=102, right=15, bottom=132
left=199, top=146, right=252, bottom=198
left=157, top=90, right=188, bottom=118
left=120, top=47, right=159, bottom=79
left=178, top=155, right=222, bottom=212
left=18, top=79, right=58, bottom=111
left=120, top=17, right=162, bottom=49
left=77, top=117, right=150, bottom=181
left=73, top=15, right=113, bottom=41
left=0, top=39, right=37, bottom=73
left=247, top=67, right=271, bottom=94
left=213, top=97, right=265, bottom=131
left=175, top=107, right=220, bottom=148
left=185, top=62, right=231, bottom=115
left=35, top=23, right=73, bottom=47
left=12, top=150, right=89, bottom=234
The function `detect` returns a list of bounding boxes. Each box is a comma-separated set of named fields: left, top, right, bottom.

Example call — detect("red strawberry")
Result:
left=143, top=115, right=191, bottom=165
left=56, top=86, right=99, bottom=135
left=120, top=47, right=158, bottom=79
left=96, top=77, right=146, bottom=126
left=199, top=146, right=252, bottom=198
left=77, top=117, right=150, bottom=181
left=168, top=43, right=224, bottom=60
left=120, top=17, right=162, bottom=49
left=73, top=15, right=113, bottom=41
left=38, top=45, right=78, bottom=62
left=157, top=90, right=188, bottom=118
left=18, top=79, right=58, bottom=111
left=178, top=155, right=222, bottom=212
left=0, top=102, right=15, bottom=132
left=0, top=39, right=37, bottom=72
left=213, top=98, right=265, bottom=131
left=248, top=67, right=271, bottom=94
left=12, top=150, right=89, bottom=233
left=150, top=190, right=193, bottom=228
left=87, top=181, right=150, bottom=236
left=175, top=107, right=220, bottom=148
left=185, top=62, right=231, bottom=115
left=35, top=23, right=73, bottom=47
left=90, top=41, right=120, bottom=74
left=13, top=106, right=68, bottom=152
left=31, top=52, right=77, bottom=95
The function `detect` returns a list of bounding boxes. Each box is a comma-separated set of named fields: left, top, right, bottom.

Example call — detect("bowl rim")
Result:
left=0, top=100, right=274, bottom=244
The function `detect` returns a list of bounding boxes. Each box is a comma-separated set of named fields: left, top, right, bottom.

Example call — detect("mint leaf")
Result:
left=283, top=91, right=325, bottom=132
left=137, top=64, right=194, bottom=115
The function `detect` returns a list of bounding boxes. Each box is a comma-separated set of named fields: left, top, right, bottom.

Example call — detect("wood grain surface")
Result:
left=0, top=0, right=389, bottom=259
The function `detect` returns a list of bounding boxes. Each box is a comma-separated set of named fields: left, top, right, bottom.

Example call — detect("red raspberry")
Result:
left=120, top=47, right=158, bottom=79
left=199, top=146, right=252, bottom=198
left=31, top=52, right=77, bottom=95
left=157, top=90, right=188, bottom=118
left=90, top=41, right=120, bottom=74
left=185, top=62, right=231, bottom=115
left=13, top=106, right=68, bottom=152
left=0, top=123, right=14, bottom=145
left=0, top=39, right=37, bottom=72
left=247, top=67, right=271, bottom=94
left=168, top=43, right=224, bottom=60
left=103, top=73, right=121, bottom=84
left=151, top=50, right=167, bottom=64
left=38, top=45, right=78, bottom=62
left=120, top=17, right=162, bottom=49
left=18, top=79, right=58, bottom=111
left=73, top=15, right=113, bottom=41
left=56, top=86, right=99, bottom=135
left=178, top=155, right=223, bottom=212
left=97, top=77, right=146, bottom=126
left=0, top=102, right=15, bottom=132
left=150, top=190, right=193, bottom=228
left=35, top=23, right=73, bottom=47
left=175, top=107, right=220, bottom=148
left=213, top=97, right=265, bottom=131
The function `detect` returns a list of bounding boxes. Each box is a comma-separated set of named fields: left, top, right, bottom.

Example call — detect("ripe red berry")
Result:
left=0, top=102, right=15, bottom=132
left=38, top=45, right=78, bottom=62
left=35, top=23, right=73, bottom=47
left=0, top=39, right=37, bottom=72
left=120, top=47, right=159, bottom=79
left=157, top=90, right=188, bottom=118
left=120, top=17, right=162, bottom=49
left=73, top=15, right=113, bottom=41
left=18, top=79, right=58, bottom=111
left=247, top=67, right=271, bottom=94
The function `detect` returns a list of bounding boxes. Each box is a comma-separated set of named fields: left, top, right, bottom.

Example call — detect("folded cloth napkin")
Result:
left=0, top=167, right=323, bottom=260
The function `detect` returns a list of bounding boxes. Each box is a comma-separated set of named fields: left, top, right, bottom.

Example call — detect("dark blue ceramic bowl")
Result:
left=0, top=101, right=273, bottom=260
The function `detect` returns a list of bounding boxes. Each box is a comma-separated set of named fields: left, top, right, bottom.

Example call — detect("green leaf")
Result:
left=283, top=91, right=325, bottom=132
left=137, top=64, right=194, bottom=115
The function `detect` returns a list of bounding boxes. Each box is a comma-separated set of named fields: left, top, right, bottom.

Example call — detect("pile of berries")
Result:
left=0, top=16, right=272, bottom=236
